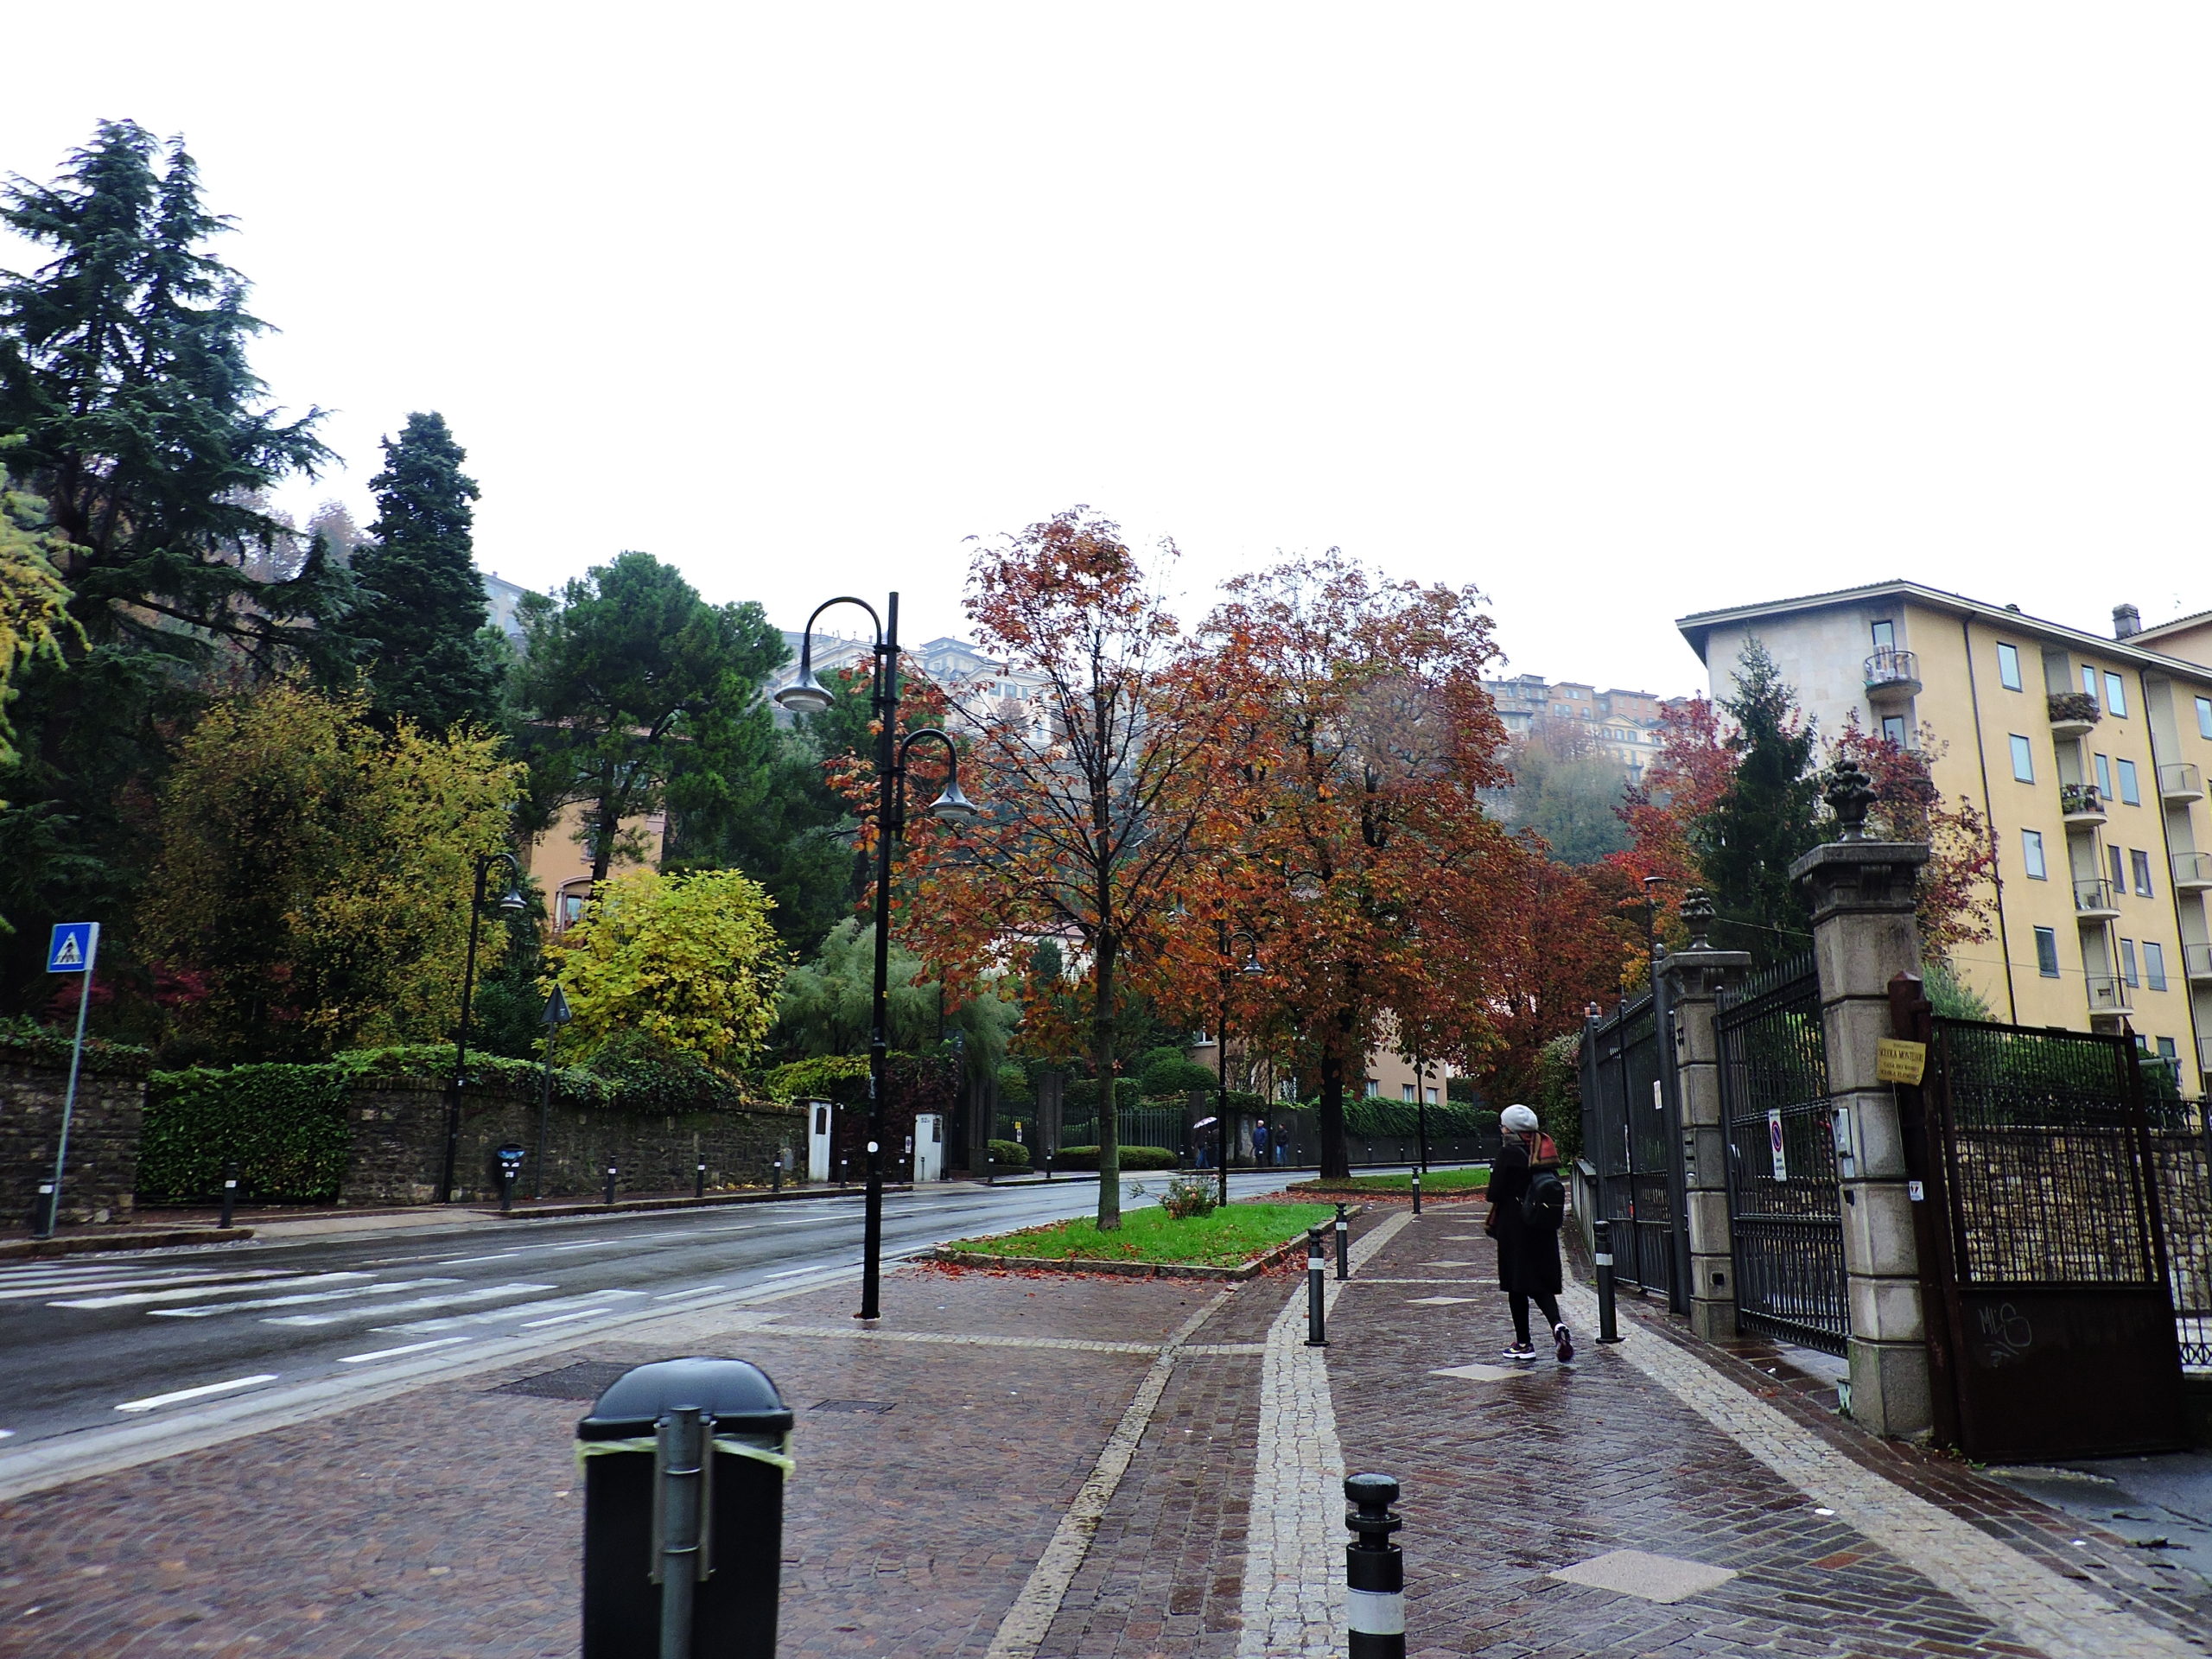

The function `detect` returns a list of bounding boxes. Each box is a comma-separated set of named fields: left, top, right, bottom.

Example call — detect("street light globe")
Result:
left=774, top=671, right=836, bottom=715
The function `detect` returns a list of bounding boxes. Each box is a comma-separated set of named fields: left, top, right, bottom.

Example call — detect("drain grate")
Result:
left=493, top=1361, right=637, bottom=1402
left=810, top=1398, right=896, bottom=1414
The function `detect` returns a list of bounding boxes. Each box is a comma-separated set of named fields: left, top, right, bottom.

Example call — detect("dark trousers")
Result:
left=1509, top=1289, right=1563, bottom=1345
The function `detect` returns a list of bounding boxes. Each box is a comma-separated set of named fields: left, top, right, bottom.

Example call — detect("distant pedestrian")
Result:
left=1486, top=1103, right=1572, bottom=1363
left=1253, top=1121, right=1269, bottom=1164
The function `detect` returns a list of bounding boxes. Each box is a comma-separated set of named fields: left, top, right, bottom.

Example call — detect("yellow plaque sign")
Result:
left=1876, top=1038, right=1927, bottom=1086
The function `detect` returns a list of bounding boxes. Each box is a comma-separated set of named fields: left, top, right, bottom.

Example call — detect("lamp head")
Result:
left=774, top=670, right=836, bottom=715
left=926, top=776, right=981, bottom=823
left=497, top=883, right=527, bottom=914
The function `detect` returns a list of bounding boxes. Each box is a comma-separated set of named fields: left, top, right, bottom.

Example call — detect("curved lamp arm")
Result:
left=474, top=850, right=527, bottom=914
left=895, top=727, right=980, bottom=824
left=775, top=596, right=887, bottom=715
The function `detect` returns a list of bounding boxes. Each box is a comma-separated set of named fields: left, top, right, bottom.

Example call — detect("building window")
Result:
left=2010, top=735, right=2035, bottom=782
left=2120, top=938, right=2140, bottom=987
left=1880, top=715, right=1907, bottom=746
left=2158, top=1033, right=2179, bottom=1066
left=2145, top=941, right=2168, bottom=992
left=2106, top=671, right=2128, bottom=717
left=2110, top=845, right=2126, bottom=893
left=2022, top=829, right=2047, bottom=880
left=1425, top=1087, right=1439, bottom=1105
left=2034, top=926, right=2061, bottom=977
left=2083, top=664, right=2099, bottom=700
left=2117, top=759, right=2139, bottom=804
left=1997, top=641, right=2022, bottom=690
left=1402, top=1084, right=1416, bottom=1102
left=2095, top=753, right=2113, bottom=798
left=2198, top=696, right=2212, bottom=740
left=1871, top=620, right=1896, bottom=650
left=2132, top=849, right=2153, bottom=896
left=1365, top=1078, right=1381, bottom=1097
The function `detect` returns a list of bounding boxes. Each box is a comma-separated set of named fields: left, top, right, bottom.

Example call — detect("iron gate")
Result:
left=1715, top=952, right=1847, bottom=1356
left=1916, top=1018, right=2185, bottom=1459
left=2146, top=1097, right=2212, bottom=1371
left=1581, top=989, right=1681, bottom=1307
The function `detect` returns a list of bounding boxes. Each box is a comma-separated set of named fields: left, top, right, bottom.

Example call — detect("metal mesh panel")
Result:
left=1933, top=1021, right=2155, bottom=1287
left=2147, top=1100, right=2212, bottom=1370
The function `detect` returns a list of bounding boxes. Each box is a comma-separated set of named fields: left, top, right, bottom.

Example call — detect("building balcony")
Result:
left=1864, top=647, right=1921, bottom=699
left=2174, top=851, right=2212, bottom=893
left=2087, top=974, right=2134, bottom=1018
left=2073, top=877, right=2121, bottom=920
left=2160, top=762, right=2205, bottom=803
left=2060, top=783, right=2107, bottom=824
left=2186, top=944, right=2212, bottom=983
left=2047, top=692, right=2102, bottom=738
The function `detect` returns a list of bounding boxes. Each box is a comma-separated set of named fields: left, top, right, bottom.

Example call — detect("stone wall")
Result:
left=0, top=1057, right=146, bottom=1228
left=343, top=1081, right=806, bottom=1205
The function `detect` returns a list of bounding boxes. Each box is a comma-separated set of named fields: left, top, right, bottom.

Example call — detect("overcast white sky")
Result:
left=4, top=4, right=2208, bottom=696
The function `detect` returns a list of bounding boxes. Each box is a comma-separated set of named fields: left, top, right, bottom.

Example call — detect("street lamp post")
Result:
left=444, top=851, right=526, bottom=1204
left=776, top=593, right=978, bottom=1322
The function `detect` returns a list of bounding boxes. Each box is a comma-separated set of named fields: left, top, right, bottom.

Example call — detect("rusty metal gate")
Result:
left=1581, top=988, right=1685, bottom=1310
left=1916, top=1017, right=2185, bottom=1461
left=1715, top=952, right=1848, bottom=1356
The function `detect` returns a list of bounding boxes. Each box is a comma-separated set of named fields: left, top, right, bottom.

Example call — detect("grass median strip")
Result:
left=944, top=1201, right=1336, bottom=1269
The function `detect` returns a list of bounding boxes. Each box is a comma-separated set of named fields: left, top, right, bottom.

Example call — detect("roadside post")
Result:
left=1306, top=1225, right=1329, bottom=1347
left=499, top=1144, right=526, bottom=1216
left=605, top=1166, right=618, bottom=1208
left=35, top=922, right=99, bottom=1241
left=1344, top=1473, right=1407, bottom=1657
left=220, top=1161, right=238, bottom=1230
left=695, top=1161, right=707, bottom=1202
left=578, top=1357, right=794, bottom=1658
left=1594, top=1218, right=1622, bottom=1344
left=1410, top=1169, right=1421, bottom=1216
left=771, top=1154, right=783, bottom=1195
left=536, top=984, right=573, bottom=1200
left=1334, top=1203, right=1351, bottom=1281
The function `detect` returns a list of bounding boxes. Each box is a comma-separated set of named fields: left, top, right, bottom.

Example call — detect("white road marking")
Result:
left=338, top=1338, right=472, bottom=1364
left=439, top=1250, right=525, bottom=1264
left=652, top=1284, right=728, bottom=1300
left=0, top=1269, right=294, bottom=1301
left=764, top=1264, right=826, bottom=1278
left=116, top=1375, right=279, bottom=1413
left=263, top=1282, right=556, bottom=1325
left=376, top=1290, right=646, bottom=1333
left=518, top=1310, right=601, bottom=1327
left=53, top=1273, right=372, bottom=1309
left=150, top=1279, right=461, bottom=1317
left=0, top=1429, right=13, bottom=1439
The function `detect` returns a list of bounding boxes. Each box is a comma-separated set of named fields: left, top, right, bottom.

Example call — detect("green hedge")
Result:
left=0, top=1016, right=153, bottom=1076
left=1052, top=1144, right=1178, bottom=1171
left=1340, top=1100, right=1496, bottom=1139
left=140, top=1064, right=354, bottom=1203
left=761, top=1053, right=871, bottom=1103
left=986, top=1137, right=1032, bottom=1168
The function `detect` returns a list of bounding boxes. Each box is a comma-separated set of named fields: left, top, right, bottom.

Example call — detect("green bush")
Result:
left=140, top=1064, right=353, bottom=1203
left=758, top=1052, right=869, bottom=1104
left=1052, top=1144, right=1178, bottom=1171
left=1138, top=1049, right=1217, bottom=1096
left=1065, top=1077, right=1141, bottom=1113
left=986, top=1137, right=1032, bottom=1168
left=1533, top=1032, right=1582, bottom=1165
left=1340, top=1099, right=1494, bottom=1139
left=1161, top=1172, right=1218, bottom=1219
left=0, top=1016, right=152, bottom=1076
left=996, top=1060, right=1035, bottom=1107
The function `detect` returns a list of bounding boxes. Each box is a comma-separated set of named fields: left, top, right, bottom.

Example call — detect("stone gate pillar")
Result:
left=1656, top=889, right=1753, bottom=1342
left=1789, top=765, right=1932, bottom=1439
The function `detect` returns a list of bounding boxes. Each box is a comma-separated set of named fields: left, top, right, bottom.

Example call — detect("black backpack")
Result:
left=1521, top=1166, right=1566, bottom=1232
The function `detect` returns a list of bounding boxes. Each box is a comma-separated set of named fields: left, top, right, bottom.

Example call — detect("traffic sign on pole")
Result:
left=38, top=924, right=99, bottom=1239
left=48, top=922, right=97, bottom=973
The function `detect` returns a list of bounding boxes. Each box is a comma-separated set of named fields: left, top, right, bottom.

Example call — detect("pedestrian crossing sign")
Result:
left=47, top=922, right=98, bottom=973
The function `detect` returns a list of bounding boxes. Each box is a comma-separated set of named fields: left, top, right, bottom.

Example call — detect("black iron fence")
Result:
left=1582, top=990, right=1681, bottom=1306
left=2147, top=1098, right=2211, bottom=1370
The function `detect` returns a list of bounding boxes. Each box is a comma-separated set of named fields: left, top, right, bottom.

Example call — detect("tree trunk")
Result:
left=1317, top=1042, right=1350, bottom=1180
left=590, top=797, right=618, bottom=886
left=1093, top=933, right=1121, bottom=1230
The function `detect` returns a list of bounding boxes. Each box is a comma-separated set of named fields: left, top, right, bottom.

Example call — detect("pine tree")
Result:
left=1697, top=640, right=1822, bottom=963
left=348, top=411, right=499, bottom=734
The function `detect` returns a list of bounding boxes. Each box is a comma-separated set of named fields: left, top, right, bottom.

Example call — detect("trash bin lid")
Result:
left=576, top=1357, right=794, bottom=1440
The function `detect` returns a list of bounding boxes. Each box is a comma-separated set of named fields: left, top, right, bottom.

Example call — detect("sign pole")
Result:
left=39, top=923, right=99, bottom=1240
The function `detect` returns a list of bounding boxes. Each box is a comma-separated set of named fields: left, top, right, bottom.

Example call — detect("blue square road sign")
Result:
left=48, top=922, right=99, bottom=973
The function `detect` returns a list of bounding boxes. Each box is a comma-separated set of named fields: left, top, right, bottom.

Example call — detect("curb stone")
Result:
left=0, top=1227, right=252, bottom=1259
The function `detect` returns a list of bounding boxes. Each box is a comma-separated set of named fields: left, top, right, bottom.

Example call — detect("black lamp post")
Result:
left=776, top=594, right=978, bottom=1321
left=444, top=850, right=526, bottom=1204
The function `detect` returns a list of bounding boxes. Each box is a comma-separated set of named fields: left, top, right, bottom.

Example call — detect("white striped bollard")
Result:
left=1344, top=1472, right=1405, bottom=1657
left=1410, top=1169, right=1421, bottom=1215
left=1334, top=1203, right=1350, bottom=1281
left=1594, top=1217, right=1622, bottom=1344
left=1305, top=1225, right=1328, bottom=1347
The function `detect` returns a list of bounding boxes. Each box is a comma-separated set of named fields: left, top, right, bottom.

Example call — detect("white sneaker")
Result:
left=1503, top=1342, right=1538, bottom=1361
left=1554, top=1322, right=1575, bottom=1363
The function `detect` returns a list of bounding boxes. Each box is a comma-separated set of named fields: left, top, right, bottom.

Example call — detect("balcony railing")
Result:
left=2087, top=973, right=2133, bottom=1015
left=2047, top=691, right=2101, bottom=734
left=2059, top=783, right=2107, bottom=820
left=2186, top=944, right=2212, bottom=982
left=2173, top=851, right=2212, bottom=892
left=2073, top=877, right=2120, bottom=917
left=2160, top=762, right=2204, bottom=802
left=1864, top=647, right=1921, bottom=696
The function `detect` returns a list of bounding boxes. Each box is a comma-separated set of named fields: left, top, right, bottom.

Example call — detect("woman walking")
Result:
left=1486, top=1103, right=1573, bottom=1363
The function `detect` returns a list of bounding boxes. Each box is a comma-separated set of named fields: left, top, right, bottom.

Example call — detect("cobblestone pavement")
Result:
left=3, top=1203, right=2207, bottom=1657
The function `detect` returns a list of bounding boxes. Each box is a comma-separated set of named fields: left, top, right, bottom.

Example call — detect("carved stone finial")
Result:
left=1679, top=887, right=1715, bottom=949
left=1826, top=762, right=1877, bottom=841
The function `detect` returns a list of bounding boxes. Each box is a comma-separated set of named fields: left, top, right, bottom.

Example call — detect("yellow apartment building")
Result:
left=1680, top=582, right=2212, bottom=1090
left=517, top=800, right=668, bottom=934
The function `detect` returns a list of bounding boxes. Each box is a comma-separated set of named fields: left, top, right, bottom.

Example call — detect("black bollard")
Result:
left=1594, top=1217, right=1622, bottom=1344
left=500, top=1166, right=515, bottom=1217
left=696, top=1160, right=706, bottom=1201
left=219, top=1161, right=238, bottom=1230
left=1410, top=1169, right=1421, bottom=1216
left=986, top=1147, right=995, bottom=1187
left=772, top=1154, right=784, bottom=1195
left=1334, top=1203, right=1351, bottom=1281
left=33, top=1181, right=56, bottom=1241
left=1044, top=1150, right=1053, bottom=1183
left=1306, top=1225, right=1328, bottom=1347
left=838, top=1156, right=849, bottom=1188
left=604, top=1165, right=617, bottom=1208
left=1344, top=1473, right=1406, bottom=1657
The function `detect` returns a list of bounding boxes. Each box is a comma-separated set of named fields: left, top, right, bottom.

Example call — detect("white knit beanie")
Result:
left=1501, top=1103, right=1540, bottom=1134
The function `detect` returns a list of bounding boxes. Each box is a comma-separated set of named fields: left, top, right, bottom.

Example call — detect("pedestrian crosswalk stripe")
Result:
left=52, top=1272, right=371, bottom=1309
left=149, top=1278, right=462, bottom=1318
left=263, top=1281, right=556, bottom=1326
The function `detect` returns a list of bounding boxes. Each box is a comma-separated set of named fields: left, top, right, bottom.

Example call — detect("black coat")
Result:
left=1488, top=1143, right=1563, bottom=1297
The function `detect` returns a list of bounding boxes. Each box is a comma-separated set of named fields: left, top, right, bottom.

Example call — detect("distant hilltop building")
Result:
left=1484, top=673, right=1674, bottom=780
left=771, top=631, right=1052, bottom=738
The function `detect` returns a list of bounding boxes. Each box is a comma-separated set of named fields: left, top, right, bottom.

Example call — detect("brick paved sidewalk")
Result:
left=3, top=1203, right=2205, bottom=1657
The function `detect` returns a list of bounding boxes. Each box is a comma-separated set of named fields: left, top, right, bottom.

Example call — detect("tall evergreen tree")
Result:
left=348, top=411, right=499, bottom=734
left=1697, top=639, right=1822, bottom=963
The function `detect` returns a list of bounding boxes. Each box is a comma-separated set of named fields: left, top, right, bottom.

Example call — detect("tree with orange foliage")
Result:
left=1182, top=554, right=1516, bottom=1180
left=889, top=508, right=1228, bottom=1230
